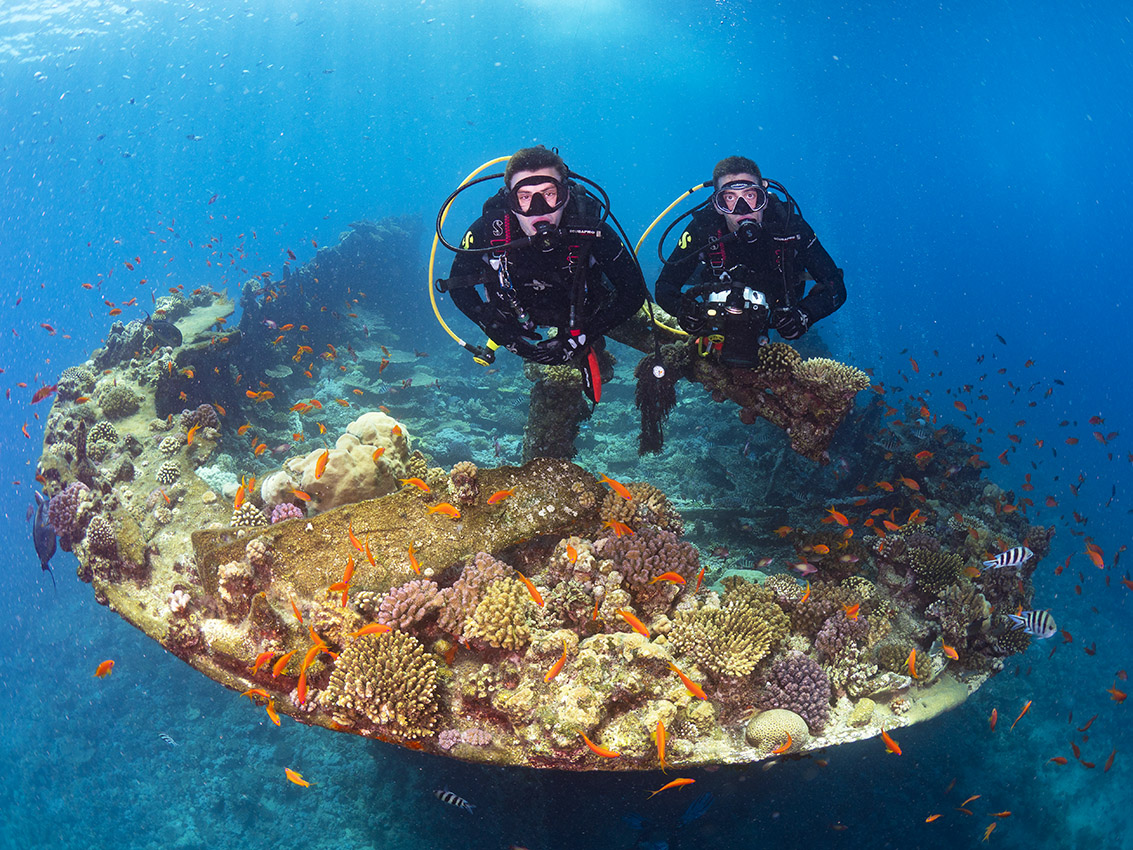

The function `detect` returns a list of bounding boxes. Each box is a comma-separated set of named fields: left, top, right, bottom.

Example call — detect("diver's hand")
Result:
left=774, top=306, right=810, bottom=340
left=526, top=332, right=589, bottom=364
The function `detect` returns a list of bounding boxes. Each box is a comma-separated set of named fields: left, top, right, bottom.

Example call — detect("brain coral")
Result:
left=463, top=578, right=532, bottom=650
left=322, top=631, right=439, bottom=739
left=745, top=708, right=809, bottom=752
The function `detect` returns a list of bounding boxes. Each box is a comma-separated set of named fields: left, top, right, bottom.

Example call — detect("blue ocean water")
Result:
left=2, top=1, right=1130, bottom=848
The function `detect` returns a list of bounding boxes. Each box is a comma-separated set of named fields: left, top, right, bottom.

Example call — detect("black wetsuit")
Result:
left=654, top=197, right=846, bottom=332
left=446, top=190, right=645, bottom=361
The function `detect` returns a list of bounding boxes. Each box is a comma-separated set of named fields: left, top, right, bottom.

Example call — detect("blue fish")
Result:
left=32, top=492, right=57, bottom=590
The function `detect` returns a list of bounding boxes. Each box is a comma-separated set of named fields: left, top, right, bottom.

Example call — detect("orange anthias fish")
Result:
left=880, top=728, right=902, bottom=755
left=647, top=778, right=696, bottom=798
left=487, top=487, right=515, bottom=504
left=240, top=687, right=271, bottom=703
left=580, top=731, right=621, bottom=758
left=515, top=572, right=545, bottom=607
left=544, top=640, right=567, bottom=683
left=349, top=623, right=392, bottom=639
left=654, top=720, right=668, bottom=772
left=826, top=507, right=850, bottom=526
left=925, top=814, right=942, bottom=823
left=599, top=474, right=634, bottom=501
left=668, top=663, right=707, bottom=700
left=186, top=423, right=201, bottom=445
left=906, top=648, right=918, bottom=679
left=603, top=519, right=634, bottom=537
left=428, top=502, right=461, bottom=519
left=314, top=449, right=330, bottom=480
left=1108, top=681, right=1128, bottom=703
left=616, top=608, right=650, bottom=638
left=265, top=700, right=281, bottom=726
left=94, top=659, right=115, bottom=678
left=982, top=823, right=997, bottom=842
left=989, top=708, right=998, bottom=731
left=399, top=477, right=430, bottom=492
left=771, top=732, right=793, bottom=755
left=800, top=580, right=811, bottom=604
left=648, top=571, right=686, bottom=586
left=942, top=644, right=959, bottom=661
left=284, top=768, right=309, bottom=787
left=842, top=603, right=861, bottom=620
left=271, top=650, right=297, bottom=677
left=566, top=543, right=579, bottom=563
left=407, top=544, right=421, bottom=575
left=1009, top=699, right=1032, bottom=730
left=249, top=650, right=275, bottom=674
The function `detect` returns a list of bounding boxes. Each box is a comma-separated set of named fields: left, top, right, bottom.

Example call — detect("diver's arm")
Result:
left=590, top=231, right=647, bottom=335
left=653, top=216, right=708, bottom=315
left=795, top=220, right=846, bottom=323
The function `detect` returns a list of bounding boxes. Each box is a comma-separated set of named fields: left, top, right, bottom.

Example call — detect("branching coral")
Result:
left=670, top=604, right=774, bottom=678
left=464, top=578, right=532, bottom=651
left=758, top=651, right=832, bottom=733
left=376, top=579, right=442, bottom=631
left=436, top=552, right=512, bottom=639
left=910, top=548, right=962, bottom=595
left=322, top=631, right=439, bottom=739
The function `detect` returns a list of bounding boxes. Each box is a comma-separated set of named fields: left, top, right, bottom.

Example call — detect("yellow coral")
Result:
left=464, top=578, right=532, bottom=650
left=795, top=357, right=871, bottom=393
left=745, top=708, right=809, bottom=752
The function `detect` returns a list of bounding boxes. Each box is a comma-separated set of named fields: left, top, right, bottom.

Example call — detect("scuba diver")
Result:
left=436, top=145, right=647, bottom=460
left=653, top=156, right=846, bottom=368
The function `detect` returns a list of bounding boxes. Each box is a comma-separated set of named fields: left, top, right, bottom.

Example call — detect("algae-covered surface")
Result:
left=34, top=224, right=1049, bottom=772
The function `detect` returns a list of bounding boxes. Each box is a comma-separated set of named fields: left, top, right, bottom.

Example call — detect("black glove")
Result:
left=525, top=332, right=590, bottom=365
left=774, top=306, right=810, bottom=340
left=480, top=305, right=539, bottom=346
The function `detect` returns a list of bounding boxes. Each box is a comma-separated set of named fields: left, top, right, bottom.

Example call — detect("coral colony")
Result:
left=35, top=221, right=1045, bottom=770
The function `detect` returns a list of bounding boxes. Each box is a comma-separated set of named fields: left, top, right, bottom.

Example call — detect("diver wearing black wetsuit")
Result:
left=446, top=189, right=645, bottom=365
left=654, top=156, right=845, bottom=349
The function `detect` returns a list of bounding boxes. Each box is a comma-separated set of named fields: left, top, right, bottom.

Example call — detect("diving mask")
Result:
left=508, top=175, right=570, bottom=217
left=713, top=180, right=768, bottom=216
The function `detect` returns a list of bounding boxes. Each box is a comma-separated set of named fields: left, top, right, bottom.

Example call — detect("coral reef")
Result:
left=745, top=708, right=809, bottom=753
left=758, top=651, right=832, bottom=733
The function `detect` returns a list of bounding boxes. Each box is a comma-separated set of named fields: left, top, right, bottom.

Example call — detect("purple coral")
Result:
left=179, top=403, right=219, bottom=432
left=271, top=502, right=304, bottom=524
left=48, top=482, right=90, bottom=549
left=758, top=652, right=832, bottom=733
left=377, top=579, right=441, bottom=630
left=437, top=552, right=511, bottom=638
left=438, top=727, right=493, bottom=751
left=600, top=526, right=699, bottom=614
left=815, top=610, right=871, bottom=663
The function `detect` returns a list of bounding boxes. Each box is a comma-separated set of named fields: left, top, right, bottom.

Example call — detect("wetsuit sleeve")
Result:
left=589, top=229, right=646, bottom=335
left=653, top=216, right=708, bottom=315
left=795, top=217, right=846, bottom=323
left=444, top=219, right=531, bottom=348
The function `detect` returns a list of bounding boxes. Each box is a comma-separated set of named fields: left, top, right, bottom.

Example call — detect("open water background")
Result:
left=2, top=2, right=1131, bottom=848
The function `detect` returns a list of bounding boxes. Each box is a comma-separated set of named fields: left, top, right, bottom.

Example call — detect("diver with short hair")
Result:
left=444, top=145, right=645, bottom=374
left=653, top=156, right=846, bottom=366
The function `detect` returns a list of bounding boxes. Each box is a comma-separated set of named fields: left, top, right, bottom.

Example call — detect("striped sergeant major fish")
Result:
left=434, top=788, right=475, bottom=813
left=983, top=546, right=1034, bottom=570
left=1007, top=608, right=1057, bottom=639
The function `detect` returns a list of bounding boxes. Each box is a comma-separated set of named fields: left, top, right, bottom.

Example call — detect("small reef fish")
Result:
left=989, top=708, right=998, bottom=731
left=249, top=650, right=274, bottom=674
left=771, top=732, right=793, bottom=755
left=942, top=644, right=959, bottom=661
left=906, top=648, right=918, bottom=678
left=1108, top=682, right=1127, bottom=703
left=599, top=474, right=633, bottom=500
left=566, top=543, right=579, bottom=563
left=603, top=519, right=634, bottom=537
left=654, top=720, right=667, bottom=772
left=487, top=487, right=515, bottom=504
left=30, top=384, right=58, bottom=404
left=314, top=449, right=330, bottom=480
left=158, top=733, right=178, bottom=747
left=617, top=609, right=650, bottom=638
left=579, top=732, right=621, bottom=758
left=880, top=728, right=902, bottom=755
left=1006, top=609, right=1056, bottom=639
left=265, top=699, right=281, bottom=726
left=647, top=778, right=695, bottom=798
left=349, top=623, right=391, bottom=639
left=648, top=571, right=686, bottom=586
left=285, top=768, right=309, bottom=787
left=94, top=659, right=115, bottom=678
left=789, top=561, right=817, bottom=577
left=271, top=650, right=296, bottom=677
left=434, top=788, right=476, bottom=812
left=842, top=603, right=860, bottom=620
left=241, top=687, right=270, bottom=703
left=428, top=502, right=461, bottom=519
left=399, top=477, right=430, bottom=492
left=925, top=814, right=942, bottom=823
left=982, top=823, right=997, bottom=842
left=799, top=580, right=811, bottom=604
left=515, top=572, right=544, bottom=607
left=694, top=567, right=705, bottom=593
left=408, top=544, right=421, bottom=575
left=983, top=546, right=1034, bottom=569
left=826, top=507, right=850, bottom=526
left=1009, top=699, right=1032, bottom=731
left=668, top=663, right=707, bottom=701
left=544, top=640, right=567, bottom=683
